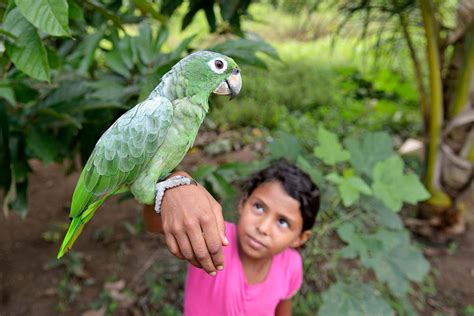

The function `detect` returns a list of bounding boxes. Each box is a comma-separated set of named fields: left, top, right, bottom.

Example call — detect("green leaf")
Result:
left=319, top=281, right=394, bottom=316
left=131, top=0, right=166, bottom=23
left=361, top=197, right=403, bottom=230
left=340, top=177, right=372, bottom=206
left=74, top=28, right=105, bottom=74
left=191, top=164, right=217, bottom=181
left=15, top=0, right=70, bottom=37
left=3, top=8, right=50, bottom=81
left=344, top=132, right=394, bottom=178
left=362, top=230, right=430, bottom=297
left=0, top=82, right=16, bottom=105
left=209, top=39, right=279, bottom=69
left=372, top=156, right=430, bottom=212
left=26, top=127, right=59, bottom=163
left=296, top=156, right=324, bottom=185
left=314, top=126, right=350, bottom=166
left=0, top=101, right=11, bottom=190
left=268, top=132, right=303, bottom=162
left=339, top=224, right=430, bottom=298
left=135, top=21, right=167, bottom=66
left=207, top=172, right=236, bottom=201
left=337, top=223, right=383, bottom=261
left=68, top=0, right=84, bottom=22
left=105, top=50, right=130, bottom=77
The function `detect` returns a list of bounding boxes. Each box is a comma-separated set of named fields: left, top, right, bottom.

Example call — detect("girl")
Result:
left=145, top=160, right=320, bottom=315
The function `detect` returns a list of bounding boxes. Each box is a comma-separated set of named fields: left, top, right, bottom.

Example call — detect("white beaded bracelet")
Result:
left=154, top=175, right=196, bottom=214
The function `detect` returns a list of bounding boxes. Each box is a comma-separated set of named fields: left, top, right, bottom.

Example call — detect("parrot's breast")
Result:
left=130, top=98, right=206, bottom=204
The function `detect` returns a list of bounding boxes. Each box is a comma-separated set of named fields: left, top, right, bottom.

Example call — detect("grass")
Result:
left=208, top=38, right=422, bottom=140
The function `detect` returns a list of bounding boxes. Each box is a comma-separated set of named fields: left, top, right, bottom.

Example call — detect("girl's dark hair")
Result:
left=242, top=159, right=320, bottom=231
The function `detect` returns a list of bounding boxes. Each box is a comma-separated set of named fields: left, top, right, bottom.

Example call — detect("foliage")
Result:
left=0, top=0, right=274, bottom=217
left=318, top=281, right=394, bottom=316
left=160, top=0, right=252, bottom=34
left=209, top=43, right=422, bottom=138
left=196, top=127, right=431, bottom=315
left=303, top=0, right=474, bottom=227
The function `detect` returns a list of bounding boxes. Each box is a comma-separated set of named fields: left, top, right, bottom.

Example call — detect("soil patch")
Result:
left=0, top=156, right=473, bottom=315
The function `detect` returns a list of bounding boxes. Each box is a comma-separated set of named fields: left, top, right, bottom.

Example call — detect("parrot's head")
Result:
left=179, top=51, right=242, bottom=100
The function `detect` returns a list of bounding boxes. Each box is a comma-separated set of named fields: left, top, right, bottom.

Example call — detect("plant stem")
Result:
left=398, top=12, right=429, bottom=131
left=449, top=23, right=474, bottom=118
left=419, top=0, right=451, bottom=207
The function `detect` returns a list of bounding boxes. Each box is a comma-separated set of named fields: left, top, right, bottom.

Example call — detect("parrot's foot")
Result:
left=154, top=175, right=197, bottom=214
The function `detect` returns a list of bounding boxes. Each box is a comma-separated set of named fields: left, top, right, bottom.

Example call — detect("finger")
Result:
left=200, top=212, right=224, bottom=271
left=175, top=232, right=196, bottom=263
left=187, top=225, right=218, bottom=275
left=164, top=233, right=184, bottom=260
left=188, top=258, right=203, bottom=269
left=210, top=198, right=228, bottom=246
left=165, top=234, right=202, bottom=268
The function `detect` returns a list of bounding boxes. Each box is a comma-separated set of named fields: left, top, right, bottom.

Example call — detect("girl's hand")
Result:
left=144, top=171, right=228, bottom=275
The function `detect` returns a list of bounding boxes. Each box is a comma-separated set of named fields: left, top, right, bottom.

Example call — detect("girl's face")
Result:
left=237, top=181, right=311, bottom=261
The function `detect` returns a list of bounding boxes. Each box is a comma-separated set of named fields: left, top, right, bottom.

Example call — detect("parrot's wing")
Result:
left=70, top=96, right=174, bottom=218
left=58, top=97, right=173, bottom=258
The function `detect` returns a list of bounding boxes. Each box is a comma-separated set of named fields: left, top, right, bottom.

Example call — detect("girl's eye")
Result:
left=278, top=218, right=289, bottom=228
left=253, top=202, right=264, bottom=213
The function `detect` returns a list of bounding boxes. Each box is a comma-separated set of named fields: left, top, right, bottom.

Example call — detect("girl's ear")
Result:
left=238, top=198, right=245, bottom=214
left=291, top=230, right=312, bottom=248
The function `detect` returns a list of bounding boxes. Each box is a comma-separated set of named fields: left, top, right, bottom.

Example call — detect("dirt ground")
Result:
left=0, top=156, right=473, bottom=316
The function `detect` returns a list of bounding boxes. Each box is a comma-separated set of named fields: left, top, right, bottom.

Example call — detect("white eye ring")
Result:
left=208, top=58, right=227, bottom=74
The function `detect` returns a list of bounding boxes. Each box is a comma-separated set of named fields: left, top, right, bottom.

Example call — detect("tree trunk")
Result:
left=420, top=0, right=474, bottom=235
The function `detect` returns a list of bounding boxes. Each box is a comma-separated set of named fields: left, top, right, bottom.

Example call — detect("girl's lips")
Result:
left=247, top=234, right=267, bottom=250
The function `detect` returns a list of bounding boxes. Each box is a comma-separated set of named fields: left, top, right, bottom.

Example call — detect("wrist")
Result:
left=155, top=175, right=196, bottom=213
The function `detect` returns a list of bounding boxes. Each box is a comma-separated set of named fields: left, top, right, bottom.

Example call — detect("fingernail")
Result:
left=224, top=236, right=229, bottom=245
left=209, top=271, right=217, bottom=276
left=217, top=265, right=224, bottom=271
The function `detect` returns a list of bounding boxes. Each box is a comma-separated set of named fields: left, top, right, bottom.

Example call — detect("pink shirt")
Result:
left=184, top=222, right=303, bottom=315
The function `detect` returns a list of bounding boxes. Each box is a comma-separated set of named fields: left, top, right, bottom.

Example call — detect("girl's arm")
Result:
left=275, top=299, right=292, bottom=316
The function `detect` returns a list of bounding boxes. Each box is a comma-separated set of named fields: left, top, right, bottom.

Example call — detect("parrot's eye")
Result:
left=208, top=58, right=227, bottom=74
left=215, top=60, right=224, bottom=69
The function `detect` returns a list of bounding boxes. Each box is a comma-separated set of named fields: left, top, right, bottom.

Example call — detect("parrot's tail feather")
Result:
left=57, top=195, right=110, bottom=259
left=57, top=217, right=85, bottom=259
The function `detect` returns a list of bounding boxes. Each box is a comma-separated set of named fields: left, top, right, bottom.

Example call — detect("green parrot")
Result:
left=57, top=51, right=241, bottom=258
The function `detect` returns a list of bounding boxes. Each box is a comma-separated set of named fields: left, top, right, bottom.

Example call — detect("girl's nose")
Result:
left=256, top=216, right=272, bottom=236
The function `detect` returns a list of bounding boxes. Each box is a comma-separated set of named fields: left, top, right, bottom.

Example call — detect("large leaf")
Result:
left=135, top=22, right=168, bottom=66
left=326, top=173, right=372, bottom=207
left=15, top=0, right=70, bottom=36
left=360, top=197, right=403, bottom=230
left=344, top=132, right=394, bottom=178
left=3, top=135, right=29, bottom=217
left=105, top=50, right=130, bottom=77
left=0, top=82, right=16, bottom=105
left=3, top=8, right=50, bottom=81
left=296, top=156, right=324, bottom=185
left=26, top=126, right=60, bottom=163
left=337, top=223, right=383, bottom=260
left=209, top=39, right=279, bottom=69
left=372, top=156, right=430, bottom=212
left=338, top=224, right=430, bottom=298
left=362, top=230, right=431, bottom=297
left=268, top=132, right=303, bottom=162
left=314, top=126, right=350, bottom=166
left=319, top=281, right=394, bottom=316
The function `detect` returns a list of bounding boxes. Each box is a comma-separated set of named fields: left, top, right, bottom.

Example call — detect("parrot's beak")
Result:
left=213, top=68, right=242, bottom=99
